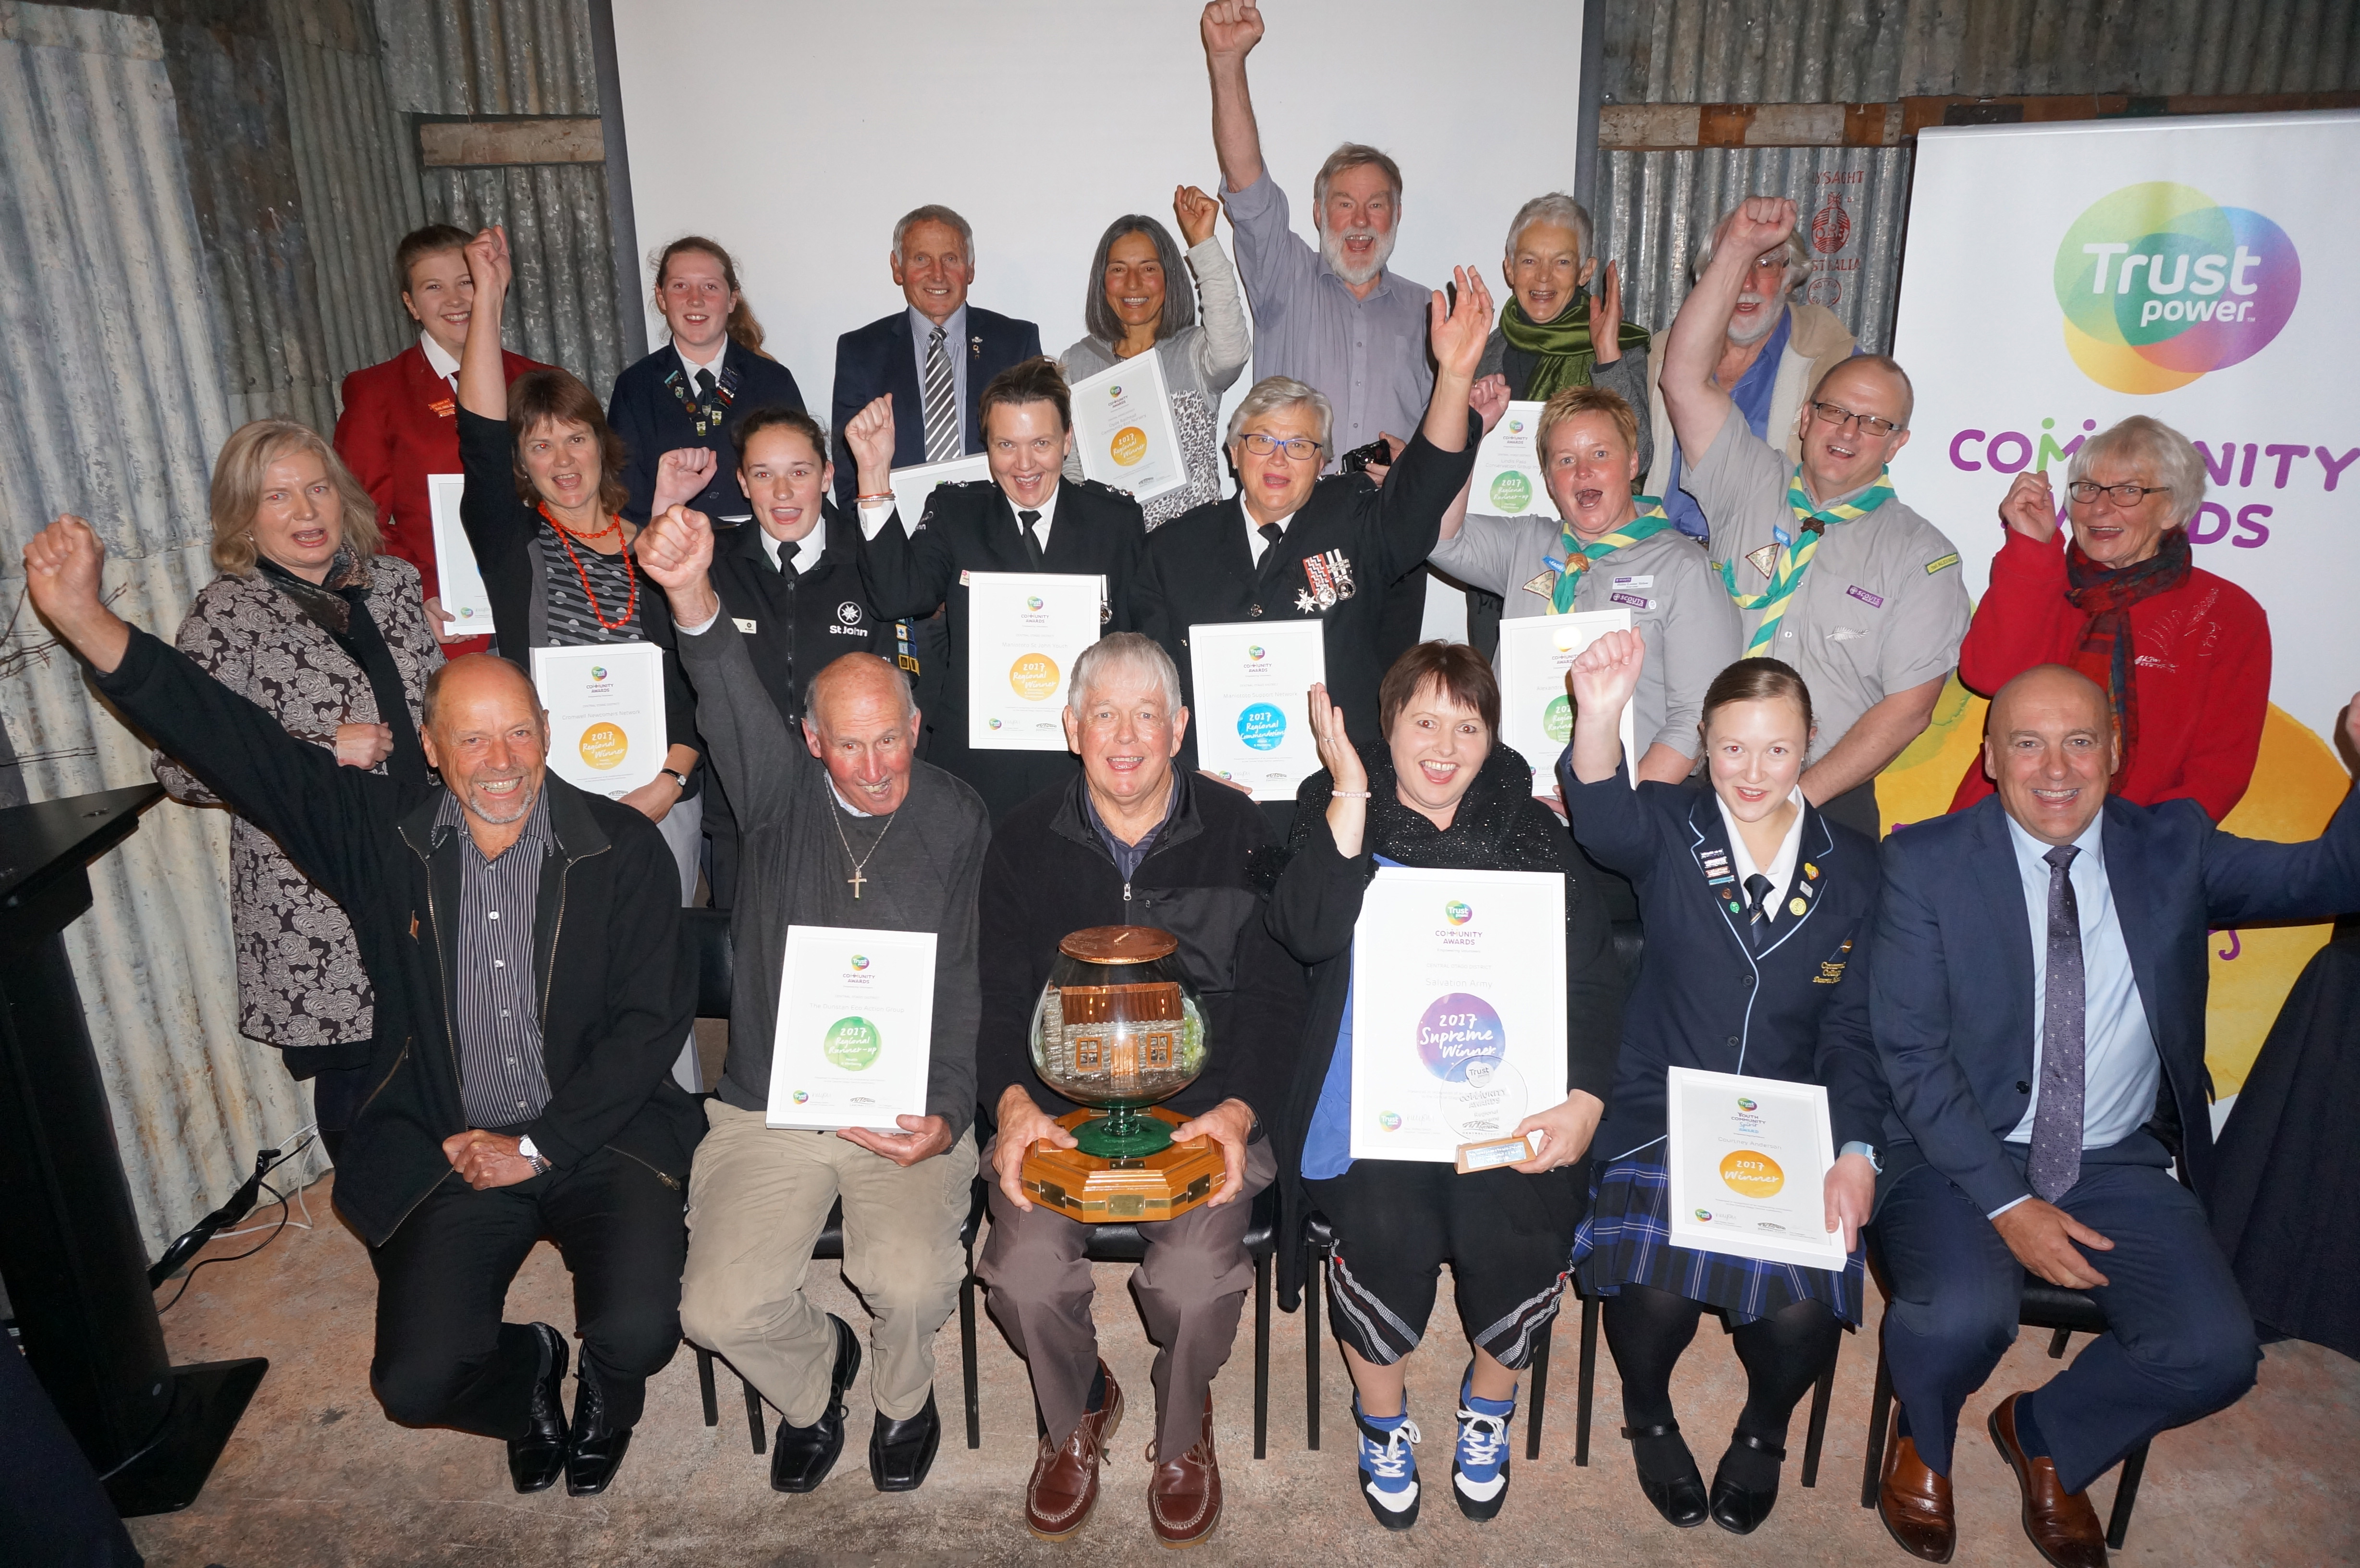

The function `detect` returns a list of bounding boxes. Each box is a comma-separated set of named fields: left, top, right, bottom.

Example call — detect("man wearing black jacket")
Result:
left=24, top=515, right=700, bottom=1501
left=975, top=633, right=1305, bottom=1549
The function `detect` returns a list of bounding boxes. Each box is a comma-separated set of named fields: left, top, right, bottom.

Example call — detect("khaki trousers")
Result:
left=680, top=1099, right=977, bottom=1425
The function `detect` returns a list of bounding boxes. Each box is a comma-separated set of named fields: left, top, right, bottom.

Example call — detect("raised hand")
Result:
left=1470, top=373, right=1511, bottom=435
left=1714, top=196, right=1796, bottom=272
left=1307, top=682, right=1366, bottom=796
left=1174, top=184, right=1221, bottom=247
left=23, top=514, right=107, bottom=629
left=653, top=446, right=716, bottom=514
left=1200, top=0, right=1264, bottom=59
left=463, top=224, right=513, bottom=299
left=638, top=503, right=714, bottom=590
left=844, top=395, right=897, bottom=493
left=1568, top=627, right=1646, bottom=717
left=1999, top=468, right=2060, bottom=543
left=1589, top=259, right=1625, bottom=363
left=1429, top=267, right=1497, bottom=382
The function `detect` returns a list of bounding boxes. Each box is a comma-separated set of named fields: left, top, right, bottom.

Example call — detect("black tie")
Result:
left=1254, top=521, right=1287, bottom=583
left=695, top=368, right=716, bottom=402
left=1743, top=873, right=1775, bottom=953
left=1019, top=509, right=1045, bottom=569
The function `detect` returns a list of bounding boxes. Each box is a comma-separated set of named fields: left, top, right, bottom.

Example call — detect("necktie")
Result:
left=695, top=368, right=716, bottom=403
left=1019, top=509, right=1045, bottom=569
left=922, top=326, right=959, bottom=463
left=2027, top=844, right=2087, bottom=1201
left=1254, top=521, right=1287, bottom=582
left=1743, top=873, right=1775, bottom=953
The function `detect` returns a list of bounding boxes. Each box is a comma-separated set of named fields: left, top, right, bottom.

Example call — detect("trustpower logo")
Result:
left=2055, top=182, right=2299, bottom=394
left=1444, top=901, right=1473, bottom=926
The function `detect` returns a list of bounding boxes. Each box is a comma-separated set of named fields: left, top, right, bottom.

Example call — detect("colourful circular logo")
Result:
left=2053, top=182, right=2299, bottom=394
left=1444, top=901, right=1473, bottom=926
left=1719, top=1149, right=1785, bottom=1198
left=850, top=955, right=870, bottom=971
left=1377, top=1111, right=1402, bottom=1132
left=1693, top=1208, right=1712, bottom=1222
left=823, top=1016, right=881, bottom=1071
left=1237, top=701, right=1286, bottom=750
left=1025, top=595, right=1044, bottom=611
left=578, top=721, right=628, bottom=771
left=1488, top=470, right=1533, bottom=514
left=1542, top=693, right=1573, bottom=743
left=987, top=717, right=1004, bottom=729
left=792, top=1090, right=809, bottom=1104
left=1009, top=651, right=1060, bottom=701
left=1245, top=645, right=1265, bottom=661
left=1506, top=418, right=1526, bottom=434
left=589, top=665, right=607, bottom=681
left=1109, top=426, right=1149, bottom=466
left=1416, top=992, right=1504, bottom=1078
left=1736, top=1097, right=1758, bottom=1112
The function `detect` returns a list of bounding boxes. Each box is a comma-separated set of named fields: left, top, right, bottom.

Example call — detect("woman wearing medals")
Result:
left=1556, top=631, right=1887, bottom=1537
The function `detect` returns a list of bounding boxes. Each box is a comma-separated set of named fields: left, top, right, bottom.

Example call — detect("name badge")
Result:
left=1844, top=585, right=1885, bottom=609
left=733, top=617, right=758, bottom=634
left=1610, top=575, right=1654, bottom=589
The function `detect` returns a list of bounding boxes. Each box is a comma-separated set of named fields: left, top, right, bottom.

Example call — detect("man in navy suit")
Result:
left=829, top=205, right=1042, bottom=510
left=1868, top=664, right=2360, bottom=1567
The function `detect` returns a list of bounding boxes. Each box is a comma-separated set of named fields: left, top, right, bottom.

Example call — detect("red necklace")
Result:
left=538, top=502, right=638, bottom=631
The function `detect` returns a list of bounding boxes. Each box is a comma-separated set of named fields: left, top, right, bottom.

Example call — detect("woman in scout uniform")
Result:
left=1556, top=633, right=1888, bottom=1537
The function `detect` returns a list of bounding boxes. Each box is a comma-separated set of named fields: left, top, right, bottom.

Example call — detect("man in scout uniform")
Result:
left=1659, top=196, right=1969, bottom=839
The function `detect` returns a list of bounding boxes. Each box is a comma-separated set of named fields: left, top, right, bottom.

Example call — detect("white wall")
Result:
left=610, top=0, right=1586, bottom=429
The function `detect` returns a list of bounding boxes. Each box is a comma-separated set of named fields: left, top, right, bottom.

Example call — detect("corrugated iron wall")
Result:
left=1594, top=0, right=2360, bottom=352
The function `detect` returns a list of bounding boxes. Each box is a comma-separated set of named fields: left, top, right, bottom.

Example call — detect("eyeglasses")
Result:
left=1808, top=401, right=1904, bottom=438
left=2067, top=480, right=2171, bottom=507
left=1241, top=433, right=1321, bottom=462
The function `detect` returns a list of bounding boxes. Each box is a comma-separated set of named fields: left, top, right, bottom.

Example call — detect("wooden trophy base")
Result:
left=1020, top=1106, right=1224, bottom=1223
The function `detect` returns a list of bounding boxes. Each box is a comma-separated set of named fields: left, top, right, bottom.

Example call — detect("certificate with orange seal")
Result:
left=965, top=571, right=1104, bottom=750
left=529, top=641, right=666, bottom=797
left=1069, top=352, right=1186, bottom=503
left=1665, top=1066, right=1844, bottom=1270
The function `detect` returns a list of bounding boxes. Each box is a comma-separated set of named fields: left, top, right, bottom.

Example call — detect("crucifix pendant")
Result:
left=848, top=867, right=866, bottom=898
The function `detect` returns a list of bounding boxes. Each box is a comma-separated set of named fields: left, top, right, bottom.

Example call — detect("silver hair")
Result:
left=1504, top=193, right=1594, bottom=264
left=891, top=204, right=974, bottom=265
left=1067, top=632, right=1182, bottom=718
left=1691, top=206, right=1811, bottom=296
left=1225, top=376, right=1335, bottom=461
left=801, top=653, right=918, bottom=730
left=1311, top=142, right=1404, bottom=217
left=2067, top=415, right=2207, bottom=528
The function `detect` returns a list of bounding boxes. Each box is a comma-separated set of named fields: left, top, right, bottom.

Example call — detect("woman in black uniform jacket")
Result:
left=1556, top=632, right=1885, bottom=1537
left=1268, top=642, right=1622, bottom=1531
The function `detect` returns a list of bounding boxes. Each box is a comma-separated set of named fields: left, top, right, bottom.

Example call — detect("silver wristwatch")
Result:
left=518, top=1135, right=552, bottom=1176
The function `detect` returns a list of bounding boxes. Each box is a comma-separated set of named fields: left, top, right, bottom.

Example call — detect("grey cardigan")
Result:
left=1475, top=328, right=1656, bottom=482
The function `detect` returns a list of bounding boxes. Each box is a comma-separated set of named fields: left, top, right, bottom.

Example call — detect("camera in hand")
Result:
left=1340, top=437, right=1393, bottom=476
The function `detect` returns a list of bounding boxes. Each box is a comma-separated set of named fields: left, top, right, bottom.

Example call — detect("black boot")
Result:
left=868, top=1388, right=942, bottom=1492
left=771, top=1314, right=861, bottom=1494
left=507, top=1323, right=570, bottom=1494
left=565, top=1358, right=635, bottom=1496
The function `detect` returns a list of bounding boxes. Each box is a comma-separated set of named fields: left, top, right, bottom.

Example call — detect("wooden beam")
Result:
left=1601, top=92, right=2360, bottom=152
left=418, top=117, right=605, bottom=169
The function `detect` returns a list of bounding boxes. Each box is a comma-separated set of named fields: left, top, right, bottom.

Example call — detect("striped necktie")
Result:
left=922, top=326, right=959, bottom=463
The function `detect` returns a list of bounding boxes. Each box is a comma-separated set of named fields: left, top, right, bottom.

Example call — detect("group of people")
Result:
left=17, top=1, right=2340, bottom=1561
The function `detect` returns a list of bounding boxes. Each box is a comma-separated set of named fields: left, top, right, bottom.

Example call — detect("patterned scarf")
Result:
left=257, top=548, right=369, bottom=637
left=2065, top=525, right=2190, bottom=777
left=1497, top=293, right=1653, bottom=403
left=1720, top=467, right=1896, bottom=656
left=1550, top=498, right=1675, bottom=613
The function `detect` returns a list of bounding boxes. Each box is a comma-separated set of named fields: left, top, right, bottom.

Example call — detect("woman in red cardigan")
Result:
left=1951, top=414, right=2269, bottom=820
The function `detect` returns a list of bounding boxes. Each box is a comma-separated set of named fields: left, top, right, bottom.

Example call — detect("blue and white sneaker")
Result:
left=1452, top=1368, right=1516, bottom=1522
left=1353, top=1400, right=1422, bottom=1531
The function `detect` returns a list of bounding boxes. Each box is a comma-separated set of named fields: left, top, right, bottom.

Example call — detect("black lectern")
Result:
left=0, top=784, right=265, bottom=1515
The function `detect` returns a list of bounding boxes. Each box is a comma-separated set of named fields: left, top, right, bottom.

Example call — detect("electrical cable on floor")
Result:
left=148, top=1128, right=320, bottom=1311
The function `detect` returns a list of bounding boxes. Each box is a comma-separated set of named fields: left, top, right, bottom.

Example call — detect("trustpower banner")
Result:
left=1884, top=111, right=2360, bottom=1095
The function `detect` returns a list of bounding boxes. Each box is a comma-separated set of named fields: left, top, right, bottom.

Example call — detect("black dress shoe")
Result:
left=1622, top=1421, right=1709, bottom=1528
left=771, top=1314, right=862, bottom=1494
left=565, top=1360, right=635, bottom=1496
left=508, top=1323, right=570, bottom=1494
left=869, top=1388, right=942, bottom=1492
left=1708, top=1432, right=1787, bottom=1534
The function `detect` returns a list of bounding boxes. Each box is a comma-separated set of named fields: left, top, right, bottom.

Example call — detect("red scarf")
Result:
left=2064, top=527, right=2190, bottom=780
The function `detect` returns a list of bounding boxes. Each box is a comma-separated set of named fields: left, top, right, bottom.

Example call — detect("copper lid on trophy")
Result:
left=1057, top=925, right=1179, bottom=966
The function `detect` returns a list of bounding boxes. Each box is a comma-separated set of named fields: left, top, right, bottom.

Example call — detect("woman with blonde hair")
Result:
left=155, top=418, right=443, bottom=1157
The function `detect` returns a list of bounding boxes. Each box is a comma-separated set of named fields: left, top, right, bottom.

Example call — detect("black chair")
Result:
left=1857, top=1261, right=2151, bottom=1550
left=677, top=908, right=990, bottom=1453
left=1568, top=1291, right=1838, bottom=1482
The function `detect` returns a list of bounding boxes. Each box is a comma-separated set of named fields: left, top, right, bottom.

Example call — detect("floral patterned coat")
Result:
left=155, top=555, right=442, bottom=1053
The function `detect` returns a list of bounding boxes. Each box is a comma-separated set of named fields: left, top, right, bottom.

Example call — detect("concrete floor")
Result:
left=123, top=1159, right=2360, bottom=1568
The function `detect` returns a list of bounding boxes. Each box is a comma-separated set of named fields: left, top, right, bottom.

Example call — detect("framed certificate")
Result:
left=766, top=925, right=936, bottom=1131
left=1468, top=400, right=1548, bottom=516
left=1666, top=1066, right=1845, bottom=1271
left=1186, top=620, right=1325, bottom=801
left=1349, top=866, right=1568, bottom=1163
left=887, top=454, right=991, bottom=537
left=965, top=571, right=1102, bottom=750
left=1069, top=351, right=1188, bottom=503
left=427, top=473, right=496, bottom=634
left=529, top=641, right=666, bottom=797
left=1496, top=609, right=1635, bottom=797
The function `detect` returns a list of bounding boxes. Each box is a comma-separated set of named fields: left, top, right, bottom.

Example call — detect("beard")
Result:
left=1320, top=224, right=1396, bottom=287
left=461, top=772, right=540, bottom=826
left=1725, top=294, right=1783, bottom=344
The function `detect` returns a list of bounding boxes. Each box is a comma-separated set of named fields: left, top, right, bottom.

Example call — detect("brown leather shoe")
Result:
left=1025, top=1363, right=1124, bottom=1540
left=1988, top=1392, right=2108, bottom=1568
left=1146, top=1394, right=1221, bottom=1548
left=1877, top=1433, right=1957, bottom=1563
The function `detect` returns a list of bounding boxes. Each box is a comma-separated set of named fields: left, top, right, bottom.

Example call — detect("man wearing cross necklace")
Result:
left=638, top=502, right=991, bottom=1497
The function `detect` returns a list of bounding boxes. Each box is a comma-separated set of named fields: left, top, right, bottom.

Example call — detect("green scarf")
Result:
left=1550, top=498, right=1675, bottom=613
left=1718, top=467, right=1897, bottom=655
left=1498, top=292, right=1654, bottom=402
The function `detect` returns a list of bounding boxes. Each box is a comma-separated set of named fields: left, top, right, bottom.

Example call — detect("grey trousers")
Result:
left=653, top=791, right=703, bottom=1093
left=978, top=1132, right=1275, bottom=1459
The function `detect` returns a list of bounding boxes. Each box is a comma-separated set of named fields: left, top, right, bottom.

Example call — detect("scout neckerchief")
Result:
left=1719, top=466, right=1895, bottom=656
left=1548, top=497, right=1673, bottom=613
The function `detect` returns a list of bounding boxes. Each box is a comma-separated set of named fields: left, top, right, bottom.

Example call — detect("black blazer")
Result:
left=607, top=343, right=806, bottom=525
left=1134, top=413, right=1480, bottom=775
left=828, top=305, right=1042, bottom=509
left=858, top=477, right=1145, bottom=822
left=1559, top=758, right=1887, bottom=1162
left=705, top=507, right=891, bottom=727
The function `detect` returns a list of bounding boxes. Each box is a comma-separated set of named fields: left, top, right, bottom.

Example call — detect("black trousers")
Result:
left=369, top=1146, right=688, bottom=1439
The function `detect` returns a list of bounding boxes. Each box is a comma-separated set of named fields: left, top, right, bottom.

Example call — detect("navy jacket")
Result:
left=828, top=305, right=1041, bottom=509
left=608, top=343, right=805, bottom=525
left=1871, top=790, right=2360, bottom=1215
left=1560, top=760, right=1886, bottom=1161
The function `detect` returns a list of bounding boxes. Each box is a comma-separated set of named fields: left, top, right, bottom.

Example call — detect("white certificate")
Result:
left=1349, top=866, right=1568, bottom=1163
left=426, top=473, right=496, bottom=634
left=1186, top=620, right=1325, bottom=801
left=1496, top=609, right=1636, bottom=797
left=1069, top=351, right=1188, bottom=503
left=1469, top=400, right=1548, bottom=516
left=1666, top=1066, right=1845, bottom=1271
left=965, top=571, right=1102, bottom=750
left=766, top=925, right=936, bottom=1131
left=887, top=454, right=991, bottom=538
left=529, top=641, right=666, bottom=797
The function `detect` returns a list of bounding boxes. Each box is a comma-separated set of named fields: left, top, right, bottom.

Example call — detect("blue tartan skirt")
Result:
left=1571, top=1154, right=1864, bottom=1328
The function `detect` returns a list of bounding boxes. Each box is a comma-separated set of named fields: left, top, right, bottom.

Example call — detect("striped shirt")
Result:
left=544, top=531, right=644, bottom=647
left=434, top=788, right=554, bottom=1128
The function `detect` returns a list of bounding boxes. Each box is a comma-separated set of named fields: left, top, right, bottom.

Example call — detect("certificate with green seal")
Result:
left=767, top=925, right=936, bottom=1132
